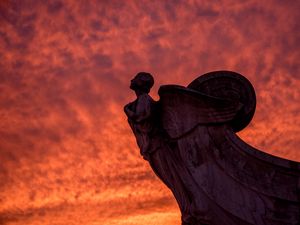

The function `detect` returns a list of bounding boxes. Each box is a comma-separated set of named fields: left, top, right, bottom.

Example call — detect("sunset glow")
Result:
left=0, top=1, right=299, bottom=224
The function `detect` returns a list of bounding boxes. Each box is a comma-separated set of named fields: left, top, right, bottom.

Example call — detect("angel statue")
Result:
left=124, top=71, right=300, bottom=225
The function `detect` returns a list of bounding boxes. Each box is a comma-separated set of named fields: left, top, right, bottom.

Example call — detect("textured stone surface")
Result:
left=125, top=71, right=300, bottom=225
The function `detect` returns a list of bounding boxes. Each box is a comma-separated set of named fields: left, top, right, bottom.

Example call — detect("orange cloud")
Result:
left=0, top=0, right=299, bottom=224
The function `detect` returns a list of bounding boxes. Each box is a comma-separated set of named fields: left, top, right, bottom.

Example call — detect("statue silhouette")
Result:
left=124, top=71, right=300, bottom=225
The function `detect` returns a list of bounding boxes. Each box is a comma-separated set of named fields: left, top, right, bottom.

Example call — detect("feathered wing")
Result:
left=158, top=84, right=243, bottom=139
left=187, top=70, right=257, bottom=132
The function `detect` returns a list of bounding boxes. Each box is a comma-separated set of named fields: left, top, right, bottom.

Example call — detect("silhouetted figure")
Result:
left=124, top=72, right=156, bottom=159
left=124, top=72, right=202, bottom=224
left=125, top=71, right=300, bottom=225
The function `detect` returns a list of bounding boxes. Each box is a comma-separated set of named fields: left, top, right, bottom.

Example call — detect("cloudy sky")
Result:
left=0, top=0, right=299, bottom=224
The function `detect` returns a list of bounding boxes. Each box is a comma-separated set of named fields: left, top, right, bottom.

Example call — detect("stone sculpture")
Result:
left=124, top=71, right=300, bottom=225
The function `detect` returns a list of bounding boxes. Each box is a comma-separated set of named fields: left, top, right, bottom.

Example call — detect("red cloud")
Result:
left=0, top=0, right=299, bottom=224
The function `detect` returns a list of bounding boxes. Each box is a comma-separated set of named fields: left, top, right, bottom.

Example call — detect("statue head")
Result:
left=130, top=72, right=154, bottom=94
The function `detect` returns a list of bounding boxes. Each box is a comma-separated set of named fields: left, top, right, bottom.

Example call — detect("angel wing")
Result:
left=157, top=71, right=300, bottom=225
left=158, top=84, right=243, bottom=139
left=158, top=71, right=256, bottom=139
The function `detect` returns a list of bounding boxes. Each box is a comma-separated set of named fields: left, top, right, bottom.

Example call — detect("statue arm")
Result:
left=135, top=95, right=152, bottom=122
left=124, top=95, right=152, bottom=123
left=124, top=103, right=136, bottom=120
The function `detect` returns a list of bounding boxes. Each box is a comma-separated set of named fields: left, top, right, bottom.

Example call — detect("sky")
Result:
left=0, top=0, right=299, bottom=225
